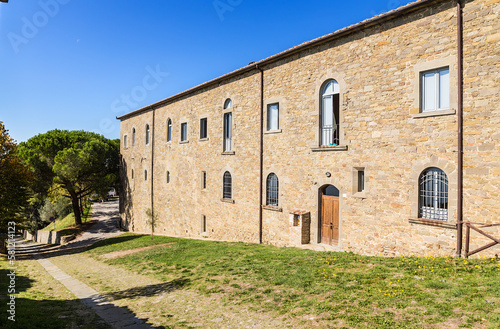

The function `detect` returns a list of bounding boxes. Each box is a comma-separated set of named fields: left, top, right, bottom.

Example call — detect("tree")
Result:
left=18, top=130, right=120, bottom=225
left=0, top=122, right=33, bottom=232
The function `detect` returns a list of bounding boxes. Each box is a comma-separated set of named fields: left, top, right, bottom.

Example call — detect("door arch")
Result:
left=319, top=184, right=339, bottom=245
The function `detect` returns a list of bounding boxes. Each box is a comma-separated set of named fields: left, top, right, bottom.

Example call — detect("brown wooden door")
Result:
left=321, top=195, right=339, bottom=245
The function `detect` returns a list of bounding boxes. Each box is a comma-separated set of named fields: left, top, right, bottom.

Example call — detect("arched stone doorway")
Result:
left=319, top=184, right=339, bottom=245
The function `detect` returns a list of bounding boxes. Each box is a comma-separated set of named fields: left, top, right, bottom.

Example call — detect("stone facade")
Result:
left=118, top=0, right=500, bottom=257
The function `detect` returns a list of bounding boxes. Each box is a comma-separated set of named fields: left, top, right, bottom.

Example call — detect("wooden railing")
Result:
left=464, top=222, right=500, bottom=258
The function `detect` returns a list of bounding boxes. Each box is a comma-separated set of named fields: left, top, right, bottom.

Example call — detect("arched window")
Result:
left=419, top=167, right=448, bottom=221
left=167, top=119, right=172, bottom=142
left=321, top=80, right=340, bottom=146
left=145, top=124, right=150, bottom=145
left=132, top=128, right=136, bottom=146
left=266, top=173, right=279, bottom=206
left=224, top=98, right=232, bottom=109
left=223, top=171, right=232, bottom=199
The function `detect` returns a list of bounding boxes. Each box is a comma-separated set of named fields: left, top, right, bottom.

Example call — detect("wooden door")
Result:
left=321, top=195, right=339, bottom=245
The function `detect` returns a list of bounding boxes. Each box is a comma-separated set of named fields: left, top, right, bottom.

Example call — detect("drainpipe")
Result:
left=255, top=64, right=264, bottom=244
left=456, top=0, right=463, bottom=257
left=151, top=106, right=156, bottom=218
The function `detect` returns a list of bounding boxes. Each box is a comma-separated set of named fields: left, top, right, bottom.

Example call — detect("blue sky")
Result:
left=0, top=0, right=414, bottom=143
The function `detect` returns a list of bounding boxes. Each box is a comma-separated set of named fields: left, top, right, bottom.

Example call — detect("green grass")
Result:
left=85, top=233, right=500, bottom=328
left=41, top=206, right=92, bottom=236
left=0, top=257, right=110, bottom=329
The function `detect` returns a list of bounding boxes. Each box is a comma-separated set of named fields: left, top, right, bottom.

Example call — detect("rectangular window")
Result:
left=357, top=170, right=365, bottom=193
left=181, top=123, right=187, bottom=142
left=421, top=67, right=449, bottom=112
left=123, top=135, right=128, bottom=149
left=201, top=171, right=207, bottom=189
left=267, top=103, right=279, bottom=131
left=223, top=112, right=232, bottom=151
left=201, top=215, right=207, bottom=233
left=200, top=118, right=208, bottom=139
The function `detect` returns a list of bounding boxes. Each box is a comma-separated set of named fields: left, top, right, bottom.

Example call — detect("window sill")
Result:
left=352, top=192, right=366, bottom=199
left=408, top=218, right=456, bottom=229
left=179, top=140, right=189, bottom=144
left=199, top=137, right=209, bottom=142
left=221, top=198, right=235, bottom=204
left=222, top=151, right=235, bottom=155
left=264, top=129, right=282, bottom=135
left=413, top=109, right=456, bottom=119
left=311, top=145, right=348, bottom=152
left=262, top=205, right=282, bottom=212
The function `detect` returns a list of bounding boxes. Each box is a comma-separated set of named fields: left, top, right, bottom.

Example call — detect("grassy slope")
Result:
left=41, top=206, right=92, bottom=236
left=86, top=233, right=500, bottom=329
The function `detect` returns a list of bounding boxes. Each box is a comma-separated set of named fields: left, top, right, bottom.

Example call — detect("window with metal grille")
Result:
left=223, top=171, right=232, bottom=199
left=266, top=173, right=279, bottom=206
left=167, top=119, right=172, bottom=142
left=145, top=124, right=150, bottom=145
left=419, top=167, right=448, bottom=221
left=320, top=80, right=340, bottom=146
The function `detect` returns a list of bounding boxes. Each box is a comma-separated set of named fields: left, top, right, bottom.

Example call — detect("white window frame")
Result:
left=223, top=112, right=232, bottom=152
left=421, top=67, right=450, bottom=113
left=267, top=103, right=279, bottom=131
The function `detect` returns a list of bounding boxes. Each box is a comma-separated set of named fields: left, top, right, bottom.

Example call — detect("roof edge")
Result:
left=117, top=0, right=442, bottom=121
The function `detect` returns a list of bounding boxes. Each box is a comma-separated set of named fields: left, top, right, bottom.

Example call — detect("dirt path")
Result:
left=20, top=201, right=299, bottom=328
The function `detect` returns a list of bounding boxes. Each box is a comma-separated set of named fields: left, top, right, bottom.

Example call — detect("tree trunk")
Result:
left=69, top=190, right=82, bottom=225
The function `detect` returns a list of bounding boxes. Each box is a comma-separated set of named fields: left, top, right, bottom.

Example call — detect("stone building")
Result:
left=118, top=0, right=500, bottom=257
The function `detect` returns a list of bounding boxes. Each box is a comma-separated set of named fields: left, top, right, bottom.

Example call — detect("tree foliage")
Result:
left=18, top=130, right=120, bottom=225
left=0, top=122, right=33, bottom=231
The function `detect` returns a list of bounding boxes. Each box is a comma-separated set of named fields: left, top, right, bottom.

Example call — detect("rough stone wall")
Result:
left=461, top=0, right=500, bottom=255
left=120, top=0, right=500, bottom=257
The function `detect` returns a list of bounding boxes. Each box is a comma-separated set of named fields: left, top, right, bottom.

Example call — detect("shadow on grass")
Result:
left=105, top=278, right=190, bottom=301
left=85, top=234, right=145, bottom=251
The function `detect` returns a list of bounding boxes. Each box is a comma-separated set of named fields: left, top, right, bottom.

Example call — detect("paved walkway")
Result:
left=16, top=201, right=154, bottom=329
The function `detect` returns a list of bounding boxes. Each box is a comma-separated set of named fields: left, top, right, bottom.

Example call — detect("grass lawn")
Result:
left=85, top=233, right=500, bottom=329
left=41, top=206, right=92, bottom=236
left=0, top=257, right=110, bottom=329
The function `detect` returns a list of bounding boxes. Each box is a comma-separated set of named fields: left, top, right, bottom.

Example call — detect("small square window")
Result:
left=421, top=67, right=449, bottom=113
left=181, top=123, right=188, bottom=142
left=200, top=118, right=208, bottom=139
left=267, top=103, right=279, bottom=131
